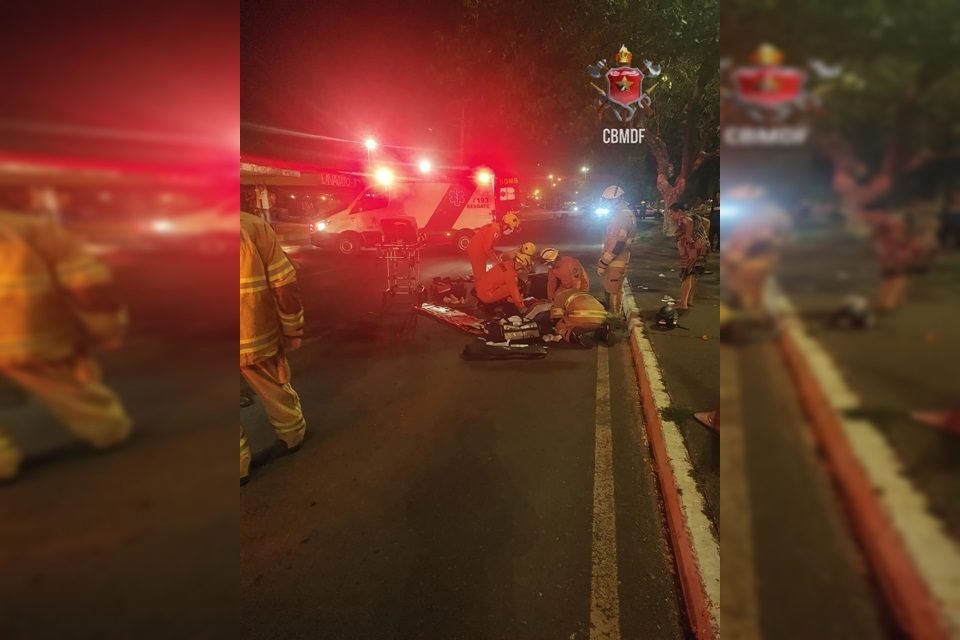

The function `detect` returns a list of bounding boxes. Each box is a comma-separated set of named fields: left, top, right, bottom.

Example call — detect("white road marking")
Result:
left=719, top=345, right=762, bottom=639
left=770, top=283, right=960, bottom=636
left=622, top=278, right=721, bottom=636
left=590, top=345, right=621, bottom=640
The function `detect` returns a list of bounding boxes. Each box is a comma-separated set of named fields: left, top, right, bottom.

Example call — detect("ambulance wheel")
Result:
left=453, top=230, right=473, bottom=252
left=337, top=232, right=361, bottom=256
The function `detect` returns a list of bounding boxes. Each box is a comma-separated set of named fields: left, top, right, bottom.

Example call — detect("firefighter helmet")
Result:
left=539, top=247, right=559, bottom=264
left=501, top=212, right=521, bottom=233
left=519, top=241, right=537, bottom=257
left=601, top=185, right=625, bottom=200
left=513, top=252, right=533, bottom=271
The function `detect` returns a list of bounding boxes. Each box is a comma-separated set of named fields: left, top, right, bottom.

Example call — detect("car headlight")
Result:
left=595, top=207, right=609, bottom=216
left=311, top=221, right=328, bottom=232
left=572, top=206, right=579, bottom=212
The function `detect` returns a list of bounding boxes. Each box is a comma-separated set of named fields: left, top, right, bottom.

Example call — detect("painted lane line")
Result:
left=718, top=345, right=762, bottom=639
left=622, top=278, right=720, bottom=639
left=590, top=345, right=621, bottom=640
left=770, top=284, right=960, bottom=639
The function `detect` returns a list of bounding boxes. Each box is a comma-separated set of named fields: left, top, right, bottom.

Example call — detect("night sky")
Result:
left=241, top=0, right=464, bottom=171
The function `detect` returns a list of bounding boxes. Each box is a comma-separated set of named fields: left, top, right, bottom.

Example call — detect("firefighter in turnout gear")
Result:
left=240, top=211, right=307, bottom=485
left=541, top=247, right=590, bottom=301
left=551, top=289, right=608, bottom=345
left=0, top=191, right=131, bottom=481
left=596, top=186, right=636, bottom=318
left=475, top=252, right=530, bottom=314
left=466, top=212, right=520, bottom=280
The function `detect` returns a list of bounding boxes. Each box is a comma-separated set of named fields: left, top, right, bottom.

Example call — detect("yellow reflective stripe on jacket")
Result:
left=0, top=273, right=53, bottom=294
left=56, top=256, right=111, bottom=287
left=279, top=309, right=304, bottom=330
left=267, top=262, right=296, bottom=286
left=240, top=282, right=271, bottom=294
left=569, top=309, right=608, bottom=319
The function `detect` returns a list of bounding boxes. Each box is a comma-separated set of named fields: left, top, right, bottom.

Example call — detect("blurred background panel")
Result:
left=0, top=2, right=238, bottom=639
left=720, top=1, right=960, bottom=638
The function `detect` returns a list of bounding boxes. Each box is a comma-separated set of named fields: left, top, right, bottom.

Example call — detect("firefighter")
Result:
left=466, top=212, right=521, bottom=280
left=551, top=288, right=608, bottom=345
left=596, top=185, right=636, bottom=318
left=475, top=252, right=530, bottom=314
left=240, top=211, right=307, bottom=485
left=0, top=188, right=131, bottom=481
left=540, top=247, right=590, bottom=301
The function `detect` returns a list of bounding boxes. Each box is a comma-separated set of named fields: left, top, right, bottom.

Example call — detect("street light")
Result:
left=548, top=174, right=554, bottom=180
left=418, top=158, right=432, bottom=174
left=374, top=166, right=395, bottom=187
left=364, top=136, right=378, bottom=163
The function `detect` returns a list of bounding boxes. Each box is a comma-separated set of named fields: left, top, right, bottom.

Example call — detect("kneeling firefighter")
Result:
left=475, top=252, right=531, bottom=314
left=551, top=288, right=608, bottom=344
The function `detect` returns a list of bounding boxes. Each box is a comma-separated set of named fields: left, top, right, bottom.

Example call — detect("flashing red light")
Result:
left=418, top=158, right=432, bottom=174
left=364, top=137, right=378, bottom=151
left=476, top=169, right=493, bottom=185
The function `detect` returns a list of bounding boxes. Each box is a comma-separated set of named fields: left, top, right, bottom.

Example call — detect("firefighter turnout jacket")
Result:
left=0, top=211, right=127, bottom=365
left=240, top=212, right=304, bottom=366
left=547, top=255, right=590, bottom=301
left=475, top=260, right=524, bottom=307
left=599, top=208, right=636, bottom=272
left=466, top=221, right=501, bottom=279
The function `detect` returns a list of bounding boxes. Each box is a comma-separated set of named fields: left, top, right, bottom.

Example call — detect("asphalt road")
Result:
left=0, top=250, right=238, bottom=639
left=240, top=218, right=691, bottom=639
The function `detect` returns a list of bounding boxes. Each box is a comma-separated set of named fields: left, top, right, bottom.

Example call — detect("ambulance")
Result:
left=312, top=170, right=497, bottom=255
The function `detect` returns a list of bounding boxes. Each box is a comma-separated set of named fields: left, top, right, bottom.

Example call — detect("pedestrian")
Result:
left=475, top=252, right=531, bottom=315
left=596, top=185, right=636, bottom=318
left=240, top=211, right=307, bottom=485
left=709, top=191, right=720, bottom=251
left=0, top=187, right=132, bottom=481
left=540, top=247, right=590, bottom=301
left=670, top=202, right=698, bottom=310
left=466, top=212, right=521, bottom=280
left=550, top=289, right=608, bottom=346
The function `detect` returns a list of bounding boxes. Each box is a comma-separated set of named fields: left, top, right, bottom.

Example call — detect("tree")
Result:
left=723, top=0, right=960, bottom=220
left=431, top=0, right=720, bottom=223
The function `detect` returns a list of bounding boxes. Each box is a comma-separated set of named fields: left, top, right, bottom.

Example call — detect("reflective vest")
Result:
left=240, top=212, right=304, bottom=366
left=0, top=211, right=126, bottom=365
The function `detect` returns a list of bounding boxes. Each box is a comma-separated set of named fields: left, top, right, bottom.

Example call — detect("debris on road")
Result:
left=416, top=303, right=486, bottom=336
left=462, top=342, right=548, bottom=360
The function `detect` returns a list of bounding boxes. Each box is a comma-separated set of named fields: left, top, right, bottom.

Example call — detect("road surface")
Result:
left=241, top=218, right=692, bottom=639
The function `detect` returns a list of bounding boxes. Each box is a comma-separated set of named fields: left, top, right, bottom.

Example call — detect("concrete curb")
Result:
left=773, top=304, right=953, bottom=639
left=621, top=278, right=720, bottom=640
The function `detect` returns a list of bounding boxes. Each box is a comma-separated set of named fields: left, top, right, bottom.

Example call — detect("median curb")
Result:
left=621, top=278, right=720, bottom=640
left=772, top=296, right=954, bottom=640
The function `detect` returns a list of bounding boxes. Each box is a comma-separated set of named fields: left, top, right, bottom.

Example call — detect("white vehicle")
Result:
left=313, top=175, right=496, bottom=255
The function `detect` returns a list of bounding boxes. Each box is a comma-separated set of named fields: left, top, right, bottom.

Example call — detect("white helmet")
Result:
left=518, top=241, right=537, bottom=257
left=539, top=247, right=559, bottom=264
left=601, top=185, right=625, bottom=200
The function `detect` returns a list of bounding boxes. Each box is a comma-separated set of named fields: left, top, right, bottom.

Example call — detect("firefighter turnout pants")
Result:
left=552, top=290, right=608, bottom=341
left=240, top=353, right=305, bottom=478
left=0, top=356, right=132, bottom=479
